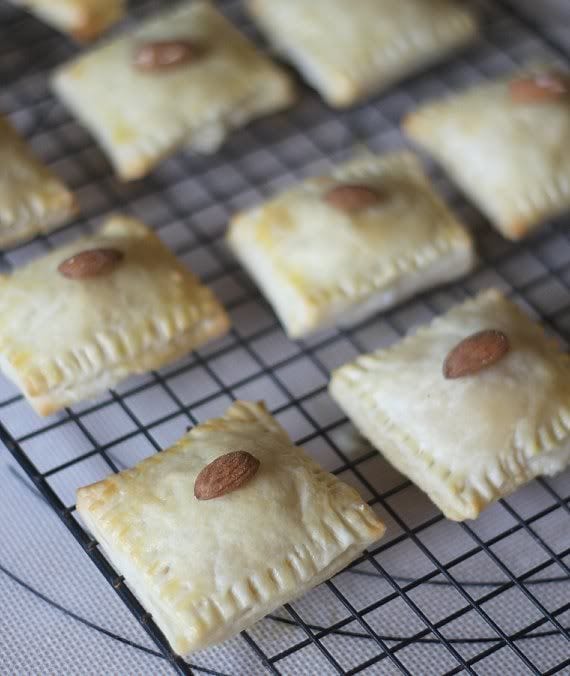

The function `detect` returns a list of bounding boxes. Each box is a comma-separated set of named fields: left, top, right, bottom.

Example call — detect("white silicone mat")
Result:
left=0, top=1, right=569, bottom=674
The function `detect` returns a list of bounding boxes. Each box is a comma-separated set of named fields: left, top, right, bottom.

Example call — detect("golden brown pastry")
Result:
left=8, top=0, right=125, bottom=41
left=52, top=0, right=295, bottom=180
left=247, top=0, right=478, bottom=107
left=0, top=115, right=76, bottom=248
left=228, top=151, right=476, bottom=338
left=0, top=215, right=230, bottom=415
left=331, top=289, right=570, bottom=520
left=404, top=66, right=570, bottom=239
left=77, top=400, right=385, bottom=655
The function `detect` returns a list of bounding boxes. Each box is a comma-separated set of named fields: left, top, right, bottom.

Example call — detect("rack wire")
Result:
left=1, top=0, right=569, bottom=673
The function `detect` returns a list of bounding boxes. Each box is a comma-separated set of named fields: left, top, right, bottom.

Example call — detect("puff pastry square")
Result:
left=331, top=289, right=570, bottom=521
left=227, top=152, right=476, bottom=338
left=247, top=0, right=478, bottom=107
left=77, top=400, right=385, bottom=656
left=404, top=67, right=570, bottom=240
left=52, top=0, right=295, bottom=180
left=9, top=0, right=125, bottom=41
left=0, top=216, right=229, bottom=415
left=0, top=115, right=76, bottom=248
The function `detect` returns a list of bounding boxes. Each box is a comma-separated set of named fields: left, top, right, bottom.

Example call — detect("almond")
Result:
left=58, top=248, right=124, bottom=279
left=134, top=40, right=205, bottom=72
left=194, top=451, right=260, bottom=501
left=324, top=184, right=383, bottom=212
left=509, top=71, right=569, bottom=103
left=443, top=329, right=510, bottom=379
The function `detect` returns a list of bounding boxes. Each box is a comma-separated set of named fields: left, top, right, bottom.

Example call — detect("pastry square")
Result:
left=0, top=216, right=229, bottom=415
left=404, top=66, right=570, bottom=240
left=77, top=400, right=385, bottom=656
left=330, top=289, right=570, bottom=521
left=9, top=0, right=125, bottom=40
left=52, top=0, right=295, bottom=180
left=227, top=152, right=476, bottom=338
left=247, top=0, right=478, bottom=107
left=0, top=115, right=76, bottom=248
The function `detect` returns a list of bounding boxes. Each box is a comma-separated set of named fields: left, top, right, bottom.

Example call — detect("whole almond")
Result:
left=58, top=248, right=124, bottom=279
left=134, top=40, right=205, bottom=72
left=194, top=451, right=260, bottom=500
left=443, top=329, right=510, bottom=379
left=324, top=184, right=383, bottom=213
left=509, top=71, right=569, bottom=103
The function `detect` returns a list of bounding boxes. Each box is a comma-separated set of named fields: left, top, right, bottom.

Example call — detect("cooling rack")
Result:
left=0, top=1, right=569, bottom=674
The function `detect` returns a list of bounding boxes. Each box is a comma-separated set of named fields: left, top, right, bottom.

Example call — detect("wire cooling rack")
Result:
left=1, top=1, right=569, bottom=674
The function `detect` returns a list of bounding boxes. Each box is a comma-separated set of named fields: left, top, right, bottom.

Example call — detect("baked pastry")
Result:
left=77, top=400, right=385, bottom=656
left=247, top=0, right=478, bottom=107
left=52, top=0, right=295, bottom=180
left=8, top=0, right=125, bottom=41
left=404, top=66, right=570, bottom=240
left=330, top=289, right=570, bottom=521
left=227, top=151, right=476, bottom=338
left=0, top=216, right=229, bottom=415
left=0, top=115, right=76, bottom=248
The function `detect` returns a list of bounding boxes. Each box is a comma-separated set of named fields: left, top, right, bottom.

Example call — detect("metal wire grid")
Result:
left=0, top=0, right=569, bottom=673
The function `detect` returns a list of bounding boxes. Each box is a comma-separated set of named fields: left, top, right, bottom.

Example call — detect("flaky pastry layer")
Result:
left=77, top=401, right=385, bottom=655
